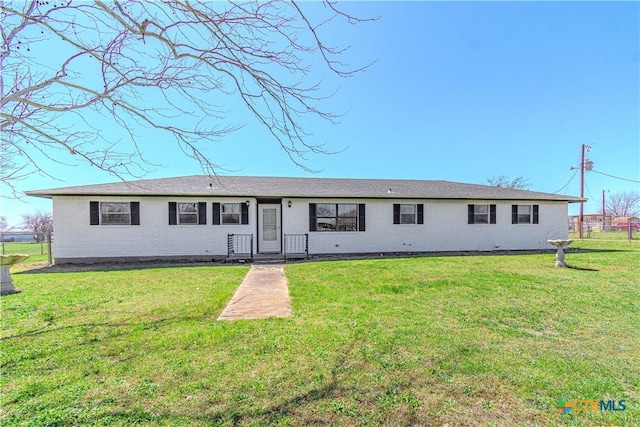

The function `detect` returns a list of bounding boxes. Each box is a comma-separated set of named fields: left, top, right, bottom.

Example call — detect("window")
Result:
left=168, top=202, right=206, bottom=225
left=212, top=202, right=249, bottom=225
left=179, top=203, right=198, bottom=224
left=512, top=205, right=539, bottom=224
left=467, top=204, right=496, bottom=224
left=309, top=203, right=365, bottom=232
left=393, top=204, right=424, bottom=224
left=101, top=202, right=131, bottom=225
left=221, top=203, right=241, bottom=224
left=401, top=204, right=415, bottom=224
left=90, top=201, right=139, bottom=225
left=317, top=203, right=356, bottom=231
left=474, top=205, right=489, bottom=224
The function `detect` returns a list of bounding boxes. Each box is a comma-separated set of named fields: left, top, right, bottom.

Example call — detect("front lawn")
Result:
left=1, top=241, right=638, bottom=426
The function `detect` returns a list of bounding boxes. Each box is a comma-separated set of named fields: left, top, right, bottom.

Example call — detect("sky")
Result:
left=2, top=1, right=639, bottom=228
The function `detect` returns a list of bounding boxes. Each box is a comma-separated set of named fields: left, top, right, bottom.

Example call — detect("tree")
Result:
left=1, top=1, right=374, bottom=195
left=21, top=210, right=53, bottom=254
left=606, top=191, right=640, bottom=217
left=487, top=175, right=530, bottom=190
left=0, top=215, right=8, bottom=254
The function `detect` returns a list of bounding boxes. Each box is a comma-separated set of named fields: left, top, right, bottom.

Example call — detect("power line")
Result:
left=553, top=167, right=579, bottom=194
left=553, top=154, right=582, bottom=194
left=591, top=170, right=640, bottom=184
left=584, top=177, right=595, bottom=202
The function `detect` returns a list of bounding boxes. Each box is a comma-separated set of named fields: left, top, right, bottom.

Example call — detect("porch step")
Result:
left=253, top=254, right=286, bottom=264
left=253, top=258, right=286, bottom=264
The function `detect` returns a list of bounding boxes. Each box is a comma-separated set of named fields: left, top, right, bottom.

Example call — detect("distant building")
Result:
left=612, top=216, right=640, bottom=232
left=568, top=214, right=613, bottom=232
left=0, top=231, right=36, bottom=242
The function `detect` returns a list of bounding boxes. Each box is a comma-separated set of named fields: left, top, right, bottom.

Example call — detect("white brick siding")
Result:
left=53, top=196, right=569, bottom=262
left=53, top=196, right=255, bottom=261
left=284, top=198, right=568, bottom=255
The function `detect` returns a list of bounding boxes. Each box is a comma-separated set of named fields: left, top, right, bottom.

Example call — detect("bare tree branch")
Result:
left=1, top=0, right=376, bottom=190
left=21, top=209, right=53, bottom=254
left=487, top=175, right=530, bottom=190
left=606, top=191, right=640, bottom=217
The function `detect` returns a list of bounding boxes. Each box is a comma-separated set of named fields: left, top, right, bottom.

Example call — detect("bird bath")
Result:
left=546, top=240, right=573, bottom=267
left=0, top=254, right=29, bottom=295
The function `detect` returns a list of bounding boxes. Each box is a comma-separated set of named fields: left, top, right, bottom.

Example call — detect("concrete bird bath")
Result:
left=1, top=254, right=29, bottom=295
left=546, top=240, right=573, bottom=267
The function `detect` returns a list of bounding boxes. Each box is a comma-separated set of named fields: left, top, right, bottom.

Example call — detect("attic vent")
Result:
left=387, top=188, right=393, bottom=194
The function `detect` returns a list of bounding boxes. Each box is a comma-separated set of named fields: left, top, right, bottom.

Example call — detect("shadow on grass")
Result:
left=566, top=248, right=634, bottom=253
left=566, top=264, right=600, bottom=272
left=15, top=247, right=635, bottom=274
left=16, top=260, right=242, bottom=275
left=0, top=312, right=207, bottom=342
left=17, top=350, right=355, bottom=427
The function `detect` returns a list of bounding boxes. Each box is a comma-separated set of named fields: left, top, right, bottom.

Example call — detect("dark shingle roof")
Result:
left=25, top=175, right=584, bottom=202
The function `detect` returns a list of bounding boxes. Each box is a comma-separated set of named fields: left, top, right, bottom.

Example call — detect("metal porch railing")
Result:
left=284, top=233, right=308, bottom=259
left=227, top=234, right=253, bottom=259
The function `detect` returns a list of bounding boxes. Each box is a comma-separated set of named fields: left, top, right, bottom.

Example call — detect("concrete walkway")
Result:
left=217, top=264, right=292, bottom=320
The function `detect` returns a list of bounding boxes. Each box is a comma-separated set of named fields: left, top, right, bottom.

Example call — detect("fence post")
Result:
left=47, top=231, right=53, bottom=265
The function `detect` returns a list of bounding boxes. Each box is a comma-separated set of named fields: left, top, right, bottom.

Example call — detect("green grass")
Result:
left=569, top=231, right=639, bottom=240
left=1, top=241, right=638, bottom=426
left=1, top=242, right=52, bottom=263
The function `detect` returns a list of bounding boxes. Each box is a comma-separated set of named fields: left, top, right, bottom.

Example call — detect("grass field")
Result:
left=1, top=240, right=638, bottom=426
left=1, top=242, right=52, bottom=263
left=569, top=231, right=639, bottom=241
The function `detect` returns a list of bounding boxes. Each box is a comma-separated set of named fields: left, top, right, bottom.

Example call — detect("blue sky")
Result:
left=2, top=1, right=639, bottom=228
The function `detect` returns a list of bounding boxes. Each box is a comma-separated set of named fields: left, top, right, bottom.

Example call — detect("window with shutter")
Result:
left=468, top=204, right=496, bottom=224
left=310, top=203, right=362, bottom=232
left=512, top=205, right=538, bottom=224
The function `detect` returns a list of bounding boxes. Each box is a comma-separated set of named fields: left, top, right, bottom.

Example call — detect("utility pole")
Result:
left=579, top=144, right=585, bottom=239
left=602, top=189, right=609, bottom=232
left=578, top=144, right=592, bottom=240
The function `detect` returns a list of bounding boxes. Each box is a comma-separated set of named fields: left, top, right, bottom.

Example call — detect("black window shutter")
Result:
left=468, top=204, right=475, bottom=224
left=168, top=202, right=177, bottom=225
left=130, top=202, right=140, bottom=225
left=512, top=205, right=518, bottom=224
left=417, top=204, right=424, bottom=224
left=241, top=203, right=249, bottom=225
left=309, top=203, right=317, bottom=231
left=90, top=201, right=100, bottom=225
left=393, top=204, right=400, bottom=224
left=198, top=202, right=207, bottom=225
left=212, top=203, right=221, bottom=225
left=358, top=204, right=366, bottom=231
left=490, top=204, right=497, bottom=224
left=532, top=205, right=539, bottom=224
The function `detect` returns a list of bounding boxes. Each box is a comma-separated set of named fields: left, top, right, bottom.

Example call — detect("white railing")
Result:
left=227, top=234, right=253, bottom=259
left=284, top=234, right=308, bottom=258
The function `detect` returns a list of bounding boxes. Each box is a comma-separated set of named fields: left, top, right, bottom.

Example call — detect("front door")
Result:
left=259, top=204, right=281, bottom=253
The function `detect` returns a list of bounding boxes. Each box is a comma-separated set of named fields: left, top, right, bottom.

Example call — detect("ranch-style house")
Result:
left=26, top=175, right=583, bottom=263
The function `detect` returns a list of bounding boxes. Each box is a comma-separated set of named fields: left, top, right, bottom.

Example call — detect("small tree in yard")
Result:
left=21, top=210, right=53, bottom=254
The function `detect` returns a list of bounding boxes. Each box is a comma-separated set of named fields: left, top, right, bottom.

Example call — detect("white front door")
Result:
left=259, top=204, right=281, bottom=253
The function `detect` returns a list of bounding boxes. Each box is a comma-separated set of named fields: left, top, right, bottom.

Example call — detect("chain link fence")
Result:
left=1, top=231, right=54, bottom=263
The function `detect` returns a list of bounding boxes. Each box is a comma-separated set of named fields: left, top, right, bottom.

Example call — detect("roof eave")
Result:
left=24, top=191, right=586, bottom=203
